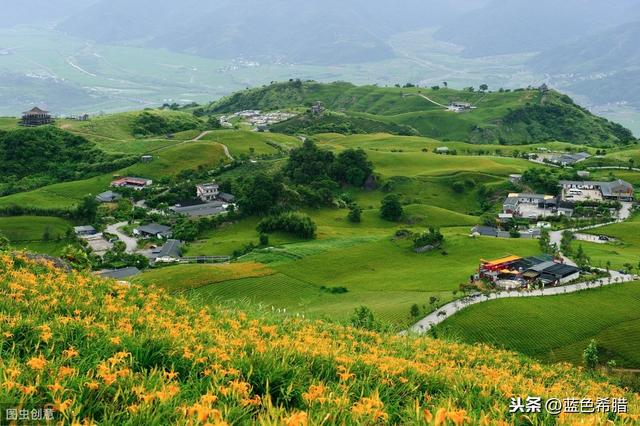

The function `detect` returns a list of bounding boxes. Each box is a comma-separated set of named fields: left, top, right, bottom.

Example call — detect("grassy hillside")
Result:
left=1, top=254, right=638, bottom=424
left=0, top=127, right=134, bottom=196
left=0, top=141, right=229, bottom=210
left=208, top=81, right=636, bottom=146
left=0, top=216, right=72, bottom=242
left=440, top=282, right=640, bottom=369
left=270, top=110, right=418, bottom=136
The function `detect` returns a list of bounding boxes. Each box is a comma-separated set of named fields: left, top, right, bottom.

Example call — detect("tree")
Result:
left=539, top=228, right=551, bottom=253
left=173, top=219, right=199, bottom=242
left=560, top=230, right=574, bottom=255
left=479, top=84, right=489, bottom=92
left=583, top=339, right=599, bottom=370
left=330, top=149, right=373, bottom=187
left=413, top=228, right=444, bottom=249
left=350, top=306, right=378, bottom=331
left=76, top=195, right=98, bottom=222
left=0, top=232, right=9, bottom=251
left=61, top=245, right=91, bottom=270
left=284, top=139, right=335, bottom=185
left=207, top=116, right=222, bottom=130
left=442, top=81, right=448, bottom=88
left=347, top=205, right=362, bottom=223
left=575, top=245, right=591, bottom=269
left=259, top=234, right=269, bottom=246
left=380, top=194, right=403, bottom=222
left=236, top=173, right=286, bottom=215
left=257, top=212, right=317, bottom=239
left=410, top=304, right=421, bottom=318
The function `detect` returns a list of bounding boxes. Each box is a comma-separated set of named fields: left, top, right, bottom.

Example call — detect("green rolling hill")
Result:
left=208, top=81, right=636, bottom=146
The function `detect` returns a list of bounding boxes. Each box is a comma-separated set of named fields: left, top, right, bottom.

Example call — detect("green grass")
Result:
left=439, top=282, right=640, bottom=368
left=0, top=117, right=19, bottom=130
left=121, top=141, right=228, bottom=180
left=200, top=130, right=301, bottom=157
left=185, top=228, right=539, bottom=326
left=132, top=262, right=273, bottom=293
left=580, top=214, right=640, bottom=270
left=0, top=216, right=73, bottom=241
left=211, top=81, right=632, bottom=146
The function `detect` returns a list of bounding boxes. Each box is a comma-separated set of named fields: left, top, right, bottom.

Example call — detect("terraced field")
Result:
left=439, top=282, right=640, bottom=368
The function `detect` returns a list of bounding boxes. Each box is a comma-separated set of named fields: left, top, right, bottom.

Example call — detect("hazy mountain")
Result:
left=435, top=0, right=640, bottom=57
left=532, top=21, right=640, bottom=74
left=529, top=21, right=640, bottom=107
left=0, top=0, right=98, bottom=27
left=57, top=0, right=488, bottom=65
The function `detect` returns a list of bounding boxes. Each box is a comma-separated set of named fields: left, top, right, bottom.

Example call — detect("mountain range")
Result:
left=56, top=0, right=487, bottom=65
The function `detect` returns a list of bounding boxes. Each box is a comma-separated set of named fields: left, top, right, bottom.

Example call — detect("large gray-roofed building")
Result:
left=170, top=201, right=225, bottom=218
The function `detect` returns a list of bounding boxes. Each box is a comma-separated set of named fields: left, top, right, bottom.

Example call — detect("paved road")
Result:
left=409, top=271, right=637, bottom=334
left=105, top=222, right=138, bottom=254
left=410, top=202, right=636, bottom=334
left=549, top=202, right=633, bottom=249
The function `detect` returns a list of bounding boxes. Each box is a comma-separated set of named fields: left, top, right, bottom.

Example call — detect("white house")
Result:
left=196, top=183, right=220, bottom=202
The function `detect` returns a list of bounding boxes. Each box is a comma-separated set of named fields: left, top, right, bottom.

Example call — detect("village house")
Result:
left=502, top=193, right=558, bottom=218
left=196, top=183, right=219, bottom=202
left=134, top=223, right=172, bottom=239
left=449, top=102, right=473, bottom=112
left=111, top=177, right=153, bottom=190
left=479, top=255, right=580, bottom=288
left=170, top=201, right=226, bottom=218
left=96, top=191, right=122, bottom=203
left=549, top=152, right=591, bottom=166
left=73, top=225, right=97, bottom=237
left=153, top=239, right=182, bottom=264
left=559, top=179, right=634, bottom=202
left=20, top=107, right=53, bottom=126
left=218, top=192, right=235, bottom=204
left=435, top=147, right=450, bottom=154
left=509, top=174, right=523, bottom=184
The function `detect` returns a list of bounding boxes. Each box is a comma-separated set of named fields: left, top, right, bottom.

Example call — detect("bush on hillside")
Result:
left=0, top=127, right=133, bottom=196
left=257, top=212, right=317, bottom=239
left=132, top=111, right=202, bottom=136
left=380, top=194, right=403, bottom=222
left=413, top=228, right=444, bottom=249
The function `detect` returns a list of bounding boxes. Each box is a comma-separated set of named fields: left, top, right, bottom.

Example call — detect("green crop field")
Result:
left=181, top=228, right=539, bottom=326
left=439, top=282, right=640, bottom=368
left=0, top=216, right=73, bottom=241
left=133, top=262, right=274, bottom=293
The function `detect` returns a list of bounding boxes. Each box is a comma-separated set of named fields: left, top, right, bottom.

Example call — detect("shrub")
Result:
left=257, top=212, right=317, bottom=239
left=380, top=195, right=403, bottom=222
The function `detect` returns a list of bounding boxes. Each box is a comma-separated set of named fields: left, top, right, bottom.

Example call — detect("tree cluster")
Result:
left=257, top=212, right=317, bottom=239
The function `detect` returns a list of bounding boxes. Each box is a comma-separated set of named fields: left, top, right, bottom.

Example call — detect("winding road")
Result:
left=105, top=222, right=138, bottom=254
left=410, top=271, right=637, bottom=334
left=409, top=201, right=636, bottom=334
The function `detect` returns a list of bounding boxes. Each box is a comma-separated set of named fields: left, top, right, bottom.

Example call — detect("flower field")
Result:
left=1, top=253, right=639, bottom=425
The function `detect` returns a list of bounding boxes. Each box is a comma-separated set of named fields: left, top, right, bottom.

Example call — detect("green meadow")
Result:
left=0, top=216, right=73, bottom=241
left=170, top=225, right=539, bottom=326
left=439, top=282, right=640, bottom=368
